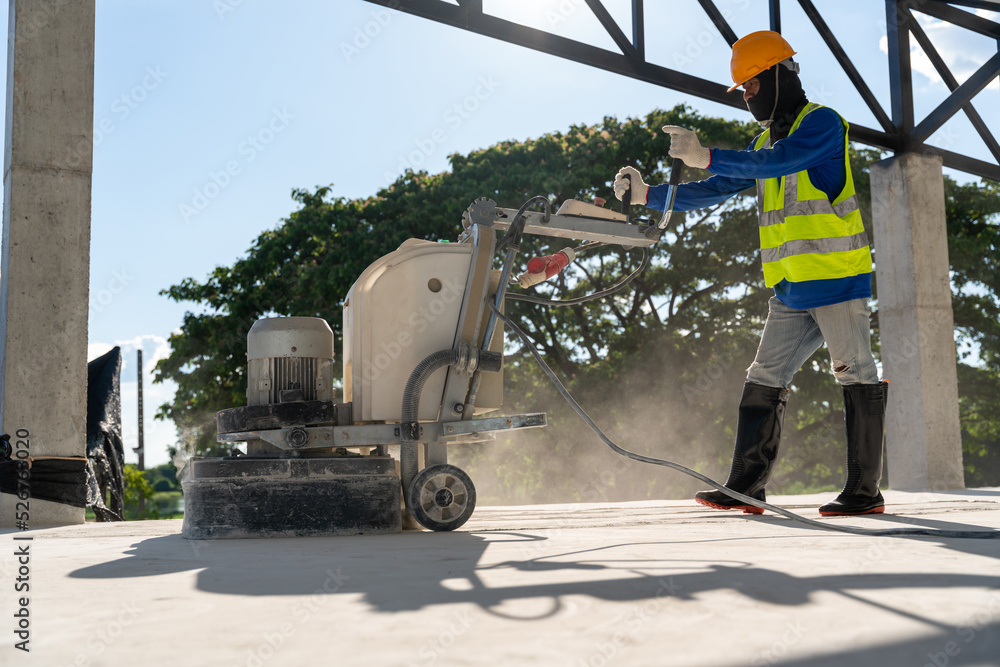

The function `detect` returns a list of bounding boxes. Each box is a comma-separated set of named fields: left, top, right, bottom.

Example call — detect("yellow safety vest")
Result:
left=753, top=103, right=871, bottom=288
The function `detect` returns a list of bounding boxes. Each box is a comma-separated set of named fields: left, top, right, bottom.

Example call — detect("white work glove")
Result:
left=662, top=125, right=711, bottom=170
left=613, top=166, right=649, bottom=205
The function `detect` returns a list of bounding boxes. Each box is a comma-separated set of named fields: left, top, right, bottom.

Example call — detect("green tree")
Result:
left=143, top=462, right=181, bottom=494
left=155, top=105, right=1000, bottom=501
left=123, top=464, right=160, bottom=520
left=948, top=179, right=1000, bottom=486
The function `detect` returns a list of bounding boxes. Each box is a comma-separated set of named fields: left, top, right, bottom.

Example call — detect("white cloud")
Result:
left=879, top=12, right=1000, bottom=93
left=87, top=341, right=115, bottom=361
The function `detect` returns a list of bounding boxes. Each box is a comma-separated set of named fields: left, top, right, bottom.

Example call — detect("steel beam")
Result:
left=885, top=0, right=915, bottom=151
left=631, top=0, right=644, bottom=59
left=850, top=124, right=901, bottom=154
left=360, top=0, right=1000, bottom=182
left=920, top=145, right=1000, bottom=182
left=798, top=0, right=894, bottom=133
left=696, top=0, right=739, bottom=47
left=916, top=3, right=1000, bottom=39
left=936, top=0, right=1000, bottom=11
left=582, top=0, right=637, bottom=57
left=362, top=0, right=744, bottom=109
left=910, top=51, right=1000, bottom=147
left=909, top=18, right=1000, bottom=164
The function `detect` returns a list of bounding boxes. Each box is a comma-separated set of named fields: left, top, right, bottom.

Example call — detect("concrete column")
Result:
left=870, top=153, right=965, bottom=491
left=0, top=0, right=96, bottom=526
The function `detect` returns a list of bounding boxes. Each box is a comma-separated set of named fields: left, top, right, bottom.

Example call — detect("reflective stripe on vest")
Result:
left=754, top=103, right=871, bottom=288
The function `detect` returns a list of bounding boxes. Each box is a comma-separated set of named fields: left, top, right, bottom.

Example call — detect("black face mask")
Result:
left=747, top=66, right=779, bottom=123
left=746, top=63, right=808, bottom=139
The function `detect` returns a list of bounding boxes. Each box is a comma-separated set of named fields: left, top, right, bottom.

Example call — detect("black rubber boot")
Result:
left=819, top=381, right=889, bottom=516
left=695, top=382, right=788, bottom=515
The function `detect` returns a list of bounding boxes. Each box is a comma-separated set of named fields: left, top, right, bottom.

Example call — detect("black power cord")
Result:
left=489, top=299, right=999, bottom=540
left=506, top=247, right=650, bottom=307
left=497, top=195, right=550, bottom=253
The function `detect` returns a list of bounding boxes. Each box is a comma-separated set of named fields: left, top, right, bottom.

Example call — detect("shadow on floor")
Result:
left=768, top=619, right=1000, bottom=667
left=68, top=527, right=999, bottom=614
left=65, top=517, right=1000, bottom=663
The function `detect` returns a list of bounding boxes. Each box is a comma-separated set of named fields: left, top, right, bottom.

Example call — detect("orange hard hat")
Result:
left=728, top=30, right=797, bottom=92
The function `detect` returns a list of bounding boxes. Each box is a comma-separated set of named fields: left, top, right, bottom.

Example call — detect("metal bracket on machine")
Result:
left=216, top=412, right=548, bottom=452
left=463, top=197, right=657, bottom=248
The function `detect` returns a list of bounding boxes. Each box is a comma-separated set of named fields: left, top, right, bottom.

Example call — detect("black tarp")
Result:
left=85, top=346, right=125, bottom=521
left=0, top=348, right=125, bottom=515
left=0, top=455, right=88, bottom=507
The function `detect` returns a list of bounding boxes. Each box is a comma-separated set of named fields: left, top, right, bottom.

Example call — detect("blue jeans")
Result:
left=747, top=296, right=880, bottom=388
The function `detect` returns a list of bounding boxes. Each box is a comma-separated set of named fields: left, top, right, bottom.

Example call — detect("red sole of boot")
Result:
left=819, top=506, right=885, bottom=517
left=695, top=497, right=764, bottom=515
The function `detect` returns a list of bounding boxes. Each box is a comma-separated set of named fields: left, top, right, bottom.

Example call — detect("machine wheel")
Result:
left=407, top=464, right=477, bottom=531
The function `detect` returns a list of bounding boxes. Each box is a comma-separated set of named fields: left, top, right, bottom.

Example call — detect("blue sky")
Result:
left=1, top=0, right=997, bottom=468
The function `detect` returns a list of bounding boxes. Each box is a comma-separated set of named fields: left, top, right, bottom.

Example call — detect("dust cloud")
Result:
left=452, top=341, right=753, bottom=505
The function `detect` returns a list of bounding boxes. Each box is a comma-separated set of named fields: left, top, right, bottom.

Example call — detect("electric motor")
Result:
left=246, top=317, right=335, bottom=406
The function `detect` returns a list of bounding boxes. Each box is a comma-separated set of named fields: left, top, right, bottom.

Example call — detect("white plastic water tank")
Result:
left=343, top=239, right=501, bottom=422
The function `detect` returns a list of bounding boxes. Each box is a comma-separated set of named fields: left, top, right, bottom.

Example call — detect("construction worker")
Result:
left=613, top=31, right=888, bottom=516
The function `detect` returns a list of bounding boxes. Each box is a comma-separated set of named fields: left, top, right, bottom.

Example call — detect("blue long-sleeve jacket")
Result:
left=645, top=106, right=871, bottom=309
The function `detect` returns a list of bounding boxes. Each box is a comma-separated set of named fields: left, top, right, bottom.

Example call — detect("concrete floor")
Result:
left=2, top=489, right=999, bottom=667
